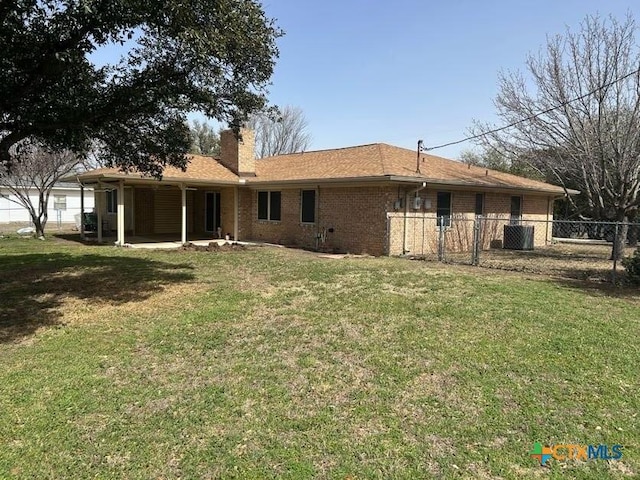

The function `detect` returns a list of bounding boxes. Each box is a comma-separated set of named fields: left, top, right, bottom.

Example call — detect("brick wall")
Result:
left=219, top=128, right=255, bottom=175
left=241, top=185, right=397, bottom=256
left=219, top=187, right=235, bottom=238
left=239, top=185, right=557, bottom=256
left=237, top=188, right=253, bottom=240
left=482, top=193, right=554, bottom=246
left=387, top=189, right=556, bottom=255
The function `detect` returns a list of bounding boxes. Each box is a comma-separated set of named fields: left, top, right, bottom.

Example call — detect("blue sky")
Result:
left=238, top=0, right=640, bottom=159
left=92, top=1, right=639, bottom=159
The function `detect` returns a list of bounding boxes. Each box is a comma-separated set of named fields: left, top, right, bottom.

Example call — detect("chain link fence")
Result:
left=389, top=213, right=640, bottom=284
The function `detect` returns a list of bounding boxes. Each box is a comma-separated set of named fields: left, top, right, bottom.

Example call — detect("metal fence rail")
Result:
left=390, top=214, right=640, bottom=284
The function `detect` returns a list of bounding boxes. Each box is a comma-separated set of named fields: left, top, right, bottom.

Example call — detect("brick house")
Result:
left=69, top=129, right=575, bottom=256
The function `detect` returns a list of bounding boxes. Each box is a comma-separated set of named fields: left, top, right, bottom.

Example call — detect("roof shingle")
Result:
left=70, top=143, right=571, bottom=195
left=73, top=155, right=238, bottom=183
left=254, top=143, right=568, bottom=194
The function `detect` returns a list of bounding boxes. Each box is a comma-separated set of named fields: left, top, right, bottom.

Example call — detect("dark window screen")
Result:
left=258, top=191, right=268, bottom=220
left=475, top=193, right=484, bottom=216
left=301, top=190, right=316, bottom=223
left=270, top=192, right=281, bottom=221
left=437, top=192, right=451, bottom=227
left=510, top=196, right=522, bottom=224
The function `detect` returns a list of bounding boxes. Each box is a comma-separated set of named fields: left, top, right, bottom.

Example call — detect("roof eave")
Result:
left=63, top=172, right=240, bottom=186
left=387, top=175, right=578, bottom=196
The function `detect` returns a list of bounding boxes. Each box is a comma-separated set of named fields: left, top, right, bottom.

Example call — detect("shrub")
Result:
left=622, top=248, right=640, bottom=284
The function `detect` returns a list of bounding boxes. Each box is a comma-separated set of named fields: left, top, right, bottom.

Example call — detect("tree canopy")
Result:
left=0, top=141, right=81, bottom=237
left=189, top=121, right=220, bottom=157
left=459, top=148, right=543, bottom=181
left=0, top=0, right=282, bottom=177
left=248, top=105, right=311, bottom=158
left=473, top=14, right=640, bottom=223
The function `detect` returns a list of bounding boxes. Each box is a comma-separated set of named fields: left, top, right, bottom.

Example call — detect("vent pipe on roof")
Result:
left=416, top=140, right=424, bottom=174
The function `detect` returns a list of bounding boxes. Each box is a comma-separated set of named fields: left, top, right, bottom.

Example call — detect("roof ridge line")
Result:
left=259, top=143, right=383, bottom=159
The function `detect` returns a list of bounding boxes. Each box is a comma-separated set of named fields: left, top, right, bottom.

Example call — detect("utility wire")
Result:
left=424, top=66, right=640, bottom=151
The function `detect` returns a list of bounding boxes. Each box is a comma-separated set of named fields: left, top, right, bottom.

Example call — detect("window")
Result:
left=53, top=195, right=67, bottom=211
left=475, top=193, right=484, bottom=216
left=510, top=196, right=522, bottom=224
left=436, top=192, right=452, bottom=227
left=257, top=191, right=268, bottom=220
left=301, top=190, right=316, bottom=223
left=257, top=191, right=281, bottom=221
left=106, top=190, right=118, bottom=214
left=205, top=192, right=221, bottom=232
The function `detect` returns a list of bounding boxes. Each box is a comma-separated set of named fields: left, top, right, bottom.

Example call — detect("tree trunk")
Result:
left=611, top=212, right=628, bottom=261
left=33, top=217, right=45, bottom=238
left=36, top=192, right=48, bottom=238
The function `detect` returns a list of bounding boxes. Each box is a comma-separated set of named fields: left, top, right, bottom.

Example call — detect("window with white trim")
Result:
left=53, top=195, right=67, bottom=211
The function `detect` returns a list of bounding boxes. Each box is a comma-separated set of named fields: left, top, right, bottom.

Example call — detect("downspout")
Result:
left=233, top=186, right=239, bottom=241
left=546, top=196, right=551, bottom=244
left=80, top=184, right=85, bottom=240
left=117, top=180, right=125, bottom=246
left=315, top=185, right=321, bottom=251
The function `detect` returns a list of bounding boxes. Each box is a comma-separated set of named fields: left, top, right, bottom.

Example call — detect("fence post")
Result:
left=472, top=217, right=480, bottom=266
left=612, top=222, right=619, bottom=285
left=438, top=217, right=445, bottom=262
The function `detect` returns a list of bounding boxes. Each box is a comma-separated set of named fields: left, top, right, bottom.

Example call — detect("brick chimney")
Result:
left=219, top=128, right=255, bottom=176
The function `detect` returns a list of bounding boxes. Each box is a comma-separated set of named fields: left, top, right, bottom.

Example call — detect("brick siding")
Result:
left=241, top=185, right=398, bottom=256
left=387, top=190, right=556, bottom=256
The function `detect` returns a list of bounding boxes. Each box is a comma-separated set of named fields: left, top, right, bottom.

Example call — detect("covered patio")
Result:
left=64, top=154, right=245, bottom=247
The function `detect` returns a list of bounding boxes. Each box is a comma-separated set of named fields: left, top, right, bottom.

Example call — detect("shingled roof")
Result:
left=70, top=155, right=239, bottom=184
left=254, top=143, right=571, bottom=194
left=69, top=143, right=572, bottom=195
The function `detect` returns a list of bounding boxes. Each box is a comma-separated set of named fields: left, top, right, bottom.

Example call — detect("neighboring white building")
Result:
left=0, top=182, right=94, bottom=227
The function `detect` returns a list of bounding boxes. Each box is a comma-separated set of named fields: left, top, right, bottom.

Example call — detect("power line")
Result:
left=424, top=66, right=640, bottom=152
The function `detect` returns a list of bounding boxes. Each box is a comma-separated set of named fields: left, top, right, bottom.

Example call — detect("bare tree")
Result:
left=0, top=141, right=81, bottom=237
left=473, top=14, right=640, bottom=258
left=189, top=121, right=221, bottom=156
left=459, top=148, right=543, bottom=179
left=248, top=106, right=312, bottom=158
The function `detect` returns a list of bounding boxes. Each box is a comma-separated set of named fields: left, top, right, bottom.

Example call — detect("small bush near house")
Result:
left=622, top=247, right=640, bottom=284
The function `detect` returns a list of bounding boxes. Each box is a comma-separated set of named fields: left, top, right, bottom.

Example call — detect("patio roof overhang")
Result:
left=62, top=172, right=239, bottom=188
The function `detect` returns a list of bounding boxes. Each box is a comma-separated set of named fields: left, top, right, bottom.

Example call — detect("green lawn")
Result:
left=0, top=235, right=638, bottom=479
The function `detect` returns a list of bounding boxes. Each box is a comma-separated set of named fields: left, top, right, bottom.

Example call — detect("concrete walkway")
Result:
left=76, top=233, right=255, bottom=249
left=126, top=239, right=253, bottom=249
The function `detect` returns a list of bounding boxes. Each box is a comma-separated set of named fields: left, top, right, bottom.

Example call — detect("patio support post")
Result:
left=234, top=186, right=239, bottom=241
left=181, top=184, right=187, bottom=245
left=117, top=180, right=125, bottom=246
left=97, top=189, right=103, bottom=243
left=80, top=185, right=85, bottom=240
